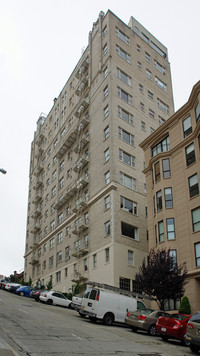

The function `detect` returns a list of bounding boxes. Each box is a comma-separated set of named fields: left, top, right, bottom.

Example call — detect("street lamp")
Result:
left=0, top=168, right=7, bottom=174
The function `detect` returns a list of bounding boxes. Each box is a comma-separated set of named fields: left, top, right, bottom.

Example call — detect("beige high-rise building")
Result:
left=24, top=10, right=174, bottom=293
left=140, top=81, right=200, bottom=312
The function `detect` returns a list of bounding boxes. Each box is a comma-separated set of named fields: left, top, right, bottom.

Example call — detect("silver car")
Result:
left=125, top=308, right=169, bottom=336
left=39, top=290, right=71, bottom=308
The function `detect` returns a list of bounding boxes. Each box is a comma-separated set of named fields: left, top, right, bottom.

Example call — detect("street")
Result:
left=0, top=289, right=193, bottom=356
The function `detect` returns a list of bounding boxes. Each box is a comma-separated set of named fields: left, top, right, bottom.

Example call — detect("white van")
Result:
left=81, top=286, right=146, bottom=325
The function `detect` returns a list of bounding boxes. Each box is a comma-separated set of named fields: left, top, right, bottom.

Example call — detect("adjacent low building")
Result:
left=140, top=81, right=200, bottom=312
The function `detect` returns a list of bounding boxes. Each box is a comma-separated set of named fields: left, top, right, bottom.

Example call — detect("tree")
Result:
left=179, top=296, right=191, bottom=314
left=135, top=248, right=188, bottom=310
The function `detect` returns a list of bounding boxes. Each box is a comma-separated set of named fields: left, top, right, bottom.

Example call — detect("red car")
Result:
left=156, top=313, right=192, bottom=346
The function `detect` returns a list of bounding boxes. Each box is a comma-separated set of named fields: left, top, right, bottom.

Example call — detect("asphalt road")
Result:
left=0, top=289, right=193, bottom=356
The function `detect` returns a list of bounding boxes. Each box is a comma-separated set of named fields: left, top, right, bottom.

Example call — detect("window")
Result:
left=104, top=148, right=110, bottom=162
left=117, top=68, right=132, bottom=86
left=145, top=52, right=150, bottom=62
left=117, top=87, right=132, bottom=105
left=84, top=234, right=89, bottom=248
left=149, top=109, right=155, bottom=119
left=52, top=186, right=56, bottom=197
left=84, top=258, right=88, bottom=271
left=103, top=43, right=108, bottom=55
left=121, top=222, right=138, bottom=240
left=57, top=232, right=63, bottom=244
left=169, top=250, right=177, bottom=269
left=93, top=254, right=97, bottom=268
left=137, top=61, right=142, bottom=70
left=59, top=177, right=64, bottom=189
left=137, top=44, right=141, bottom=52
left=120, top=196, right=137, bottom=214
left=104, top=85, right=108, bottom=98
left=103, top=66, right=108, bottom=77
left=148, top=91, right=153, bottom=100
left=154, top=60, right=165, bottom=74
left=139, top=84, right=143, bottom=93
left=141, top=121, right=145, bottom=130
left=119, top=149, right=135, bottom=167
left=116, top=45, right=130, bottom=63
left=84, top=212, right=89, bottom=225
left=66, top=226, right=70, bottom=236
left=183, top=116, right=192, bottom=137
left=154, top=161, right=160, bottom=182
left=195, top=243, right=200, bottom=266
left=152, top=136, right=170, bottom=157
left=103, top=25, right=107, bottom=37
left=115, top=27, right=129, bottom=44
left=118, top=106, right=133, bottom=125
left=189, top=174, right=199, bottom=198
left=50, top=238, right=54, bottom=249
left=56, top=271, right=61, bottom=283
left=58, top=212, right=63, bottom=224
left=65, top=268, right=68, bottom=278
left=104, top=126, right=109, bottom=140
left=162, top=158, right=171, bottom=178
left=38, top=248, right=41, bottom=258
left=105, top=248, right=110, bottom=263
left=141, top=32, right=149, bottom=43
left=195, top=102, right=200, bottom=123
left=132, top=280, right=142, bottom=294
left=49, top=256, right=54, bottom=268
left=156, top=190, right=162, bottom=211
left=192, top=207, right=200, bottom=232
left=185, top=143, right=196, bottom=166
left=104, top=105, right=109, bottom=118
left=105, top=221, right=110, bottom=236
left=105, top=195, right=110, bottom=210
left=164, top=188, right=173, bottom=208
left=157, top=98, right=169, bottom=114
left=166, top=218, right=175, bottom=240
left=127, top=252, right=134, bottom=270
left=118, top=127, right=134, bottom=146
left=65, top=246, right=70, bottom=261
left=119, top=277, right=130, bottom=291
left=140, top=103, right=145, bottom=112
left=105, top=171, right=110, bottom=185
left=120, top=172, right=136, bottom=190
left=146, top=70, right=151, bottom=80
left=155, top=77, right=167, bottom=91
left=159, top=116, right=165, bottom=126
left=158, top=221, right=164, bottom=242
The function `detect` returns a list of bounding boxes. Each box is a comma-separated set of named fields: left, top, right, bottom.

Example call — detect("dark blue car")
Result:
left=16, top=286, right=35, bottom=297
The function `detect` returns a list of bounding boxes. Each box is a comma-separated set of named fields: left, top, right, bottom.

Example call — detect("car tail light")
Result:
left=175, top=320, right=182, bottom=327
left=96, top=295, right=99, bottom=301
left=187, top=323, right=194, bottom=329
left=127, top=311, right=130, bottom=317
left=44, top=294, right=47, bottom=297
left=138, top=315, right=147, bottom=320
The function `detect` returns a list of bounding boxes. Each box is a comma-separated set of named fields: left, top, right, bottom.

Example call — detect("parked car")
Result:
left=156, top=313, right=192, bottom=346
left=5, top=283, right=21, bottom=293
left=125, top=308, right=169, bottom=336
left=16, top=286, right=35, bottom=297
left=71, top=296, right=82, bottom=311
left=0, top=280, right=7, bottom=289
left=30, top=289, right=43, bottom=302
left=39, top=291, right=72, bottom=308
left=185, top=311, right=200, bottom=353
left=81, top=287, right=146, bottom=325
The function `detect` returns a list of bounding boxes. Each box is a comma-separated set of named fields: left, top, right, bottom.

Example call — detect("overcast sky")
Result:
left=0, top=0, right=199, bottom=277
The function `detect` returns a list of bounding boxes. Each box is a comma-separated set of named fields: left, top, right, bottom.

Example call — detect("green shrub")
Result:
left=179, top=296, right=191, bottom=314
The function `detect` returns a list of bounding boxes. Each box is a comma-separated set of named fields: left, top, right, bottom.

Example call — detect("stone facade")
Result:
left=24, top=10, right=174, bottom=293
left=140, top=81, right=200, bottom=312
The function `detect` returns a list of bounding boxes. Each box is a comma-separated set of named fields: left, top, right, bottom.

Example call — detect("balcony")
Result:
left=30, top=223, right=41, bottom=234
left=35, top=147, right=44, bottom=159
left=33, top=163, right=44, bottom=177
left=72, top=222, right=88, bottom=235
left=73, top=156, right=89, bottom=173
left=56, top=127, right=79, bottom=159
left=32, top=193, right=42, bottom=204
left=29, top=256, right=39, bottom=265
left=72, top=199, right=87, bottom=213
left=77, top=176, right=89, bottom=189
left=72, top=244, right=89, bottom=257
left=31, top=208, right=41, bottom=219
left=75, top=56, right=89, bottom=79
left=74, top=136, right=89, bottom=153
left=33, top=178, right=43, bottom=190
left=75, top=75, right=89, bottom=96
left=74, top=97, right=90, bottom=118
left=54, top=184, right=77, bottom=209
left=35, top=132, right=45, bottom=145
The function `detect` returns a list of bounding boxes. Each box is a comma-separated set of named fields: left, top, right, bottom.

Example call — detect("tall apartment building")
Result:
left=140, top=81, right=200, bottom=312
left=24, top=10, right=174, bottom=293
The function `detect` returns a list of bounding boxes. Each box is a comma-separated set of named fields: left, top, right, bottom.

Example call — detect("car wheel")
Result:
left=47, top=299, right=53, bottom=305
left=19, top=291, right=24, bottom=296
left=131, top=327, right=137, bottom=332
left=68, top=303, right=72, bottom=309
left=103, top=313, right=114, bottom=326
left=190, top=344, right=200, bottom=354
left=148, top=324, right=156, bottom=336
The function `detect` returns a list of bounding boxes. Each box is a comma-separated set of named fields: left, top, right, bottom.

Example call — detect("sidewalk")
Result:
left=0, top=337, right=20, bottom=356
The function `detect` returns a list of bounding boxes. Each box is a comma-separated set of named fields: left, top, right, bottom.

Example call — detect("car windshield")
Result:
left=190, top=312, right=200, bottom=323
left=171, top=314, right=190, bottom=321
left=83, top=288, right=91, bottom=298
left=139, top=309, right=155, bottom=315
